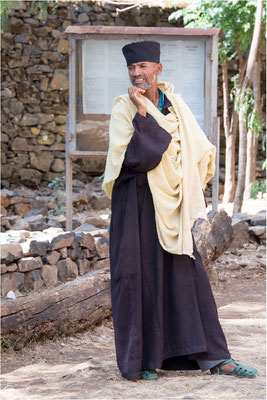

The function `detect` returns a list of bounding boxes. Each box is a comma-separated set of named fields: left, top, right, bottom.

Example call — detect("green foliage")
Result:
left=169, top=0, right=265, bottom=63
left=48, top=176, right=65, bottom=216
left=251, top=161, right=266, bottom=199
left=0, top=337, right=23, bottom=352
left=262, top=135, right=266, bottom=151
left=0, top=0, right=18, bottom=31
left=230, top=74, right=264, bottom=136
left=251, top=179, right=266, bottom=199
left=0, top=0, right=59, bottom=30
left=30, top=0, right=59, bottom=21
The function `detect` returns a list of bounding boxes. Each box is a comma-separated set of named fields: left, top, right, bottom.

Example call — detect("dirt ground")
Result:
left=1, top=237, right=266, bottom=400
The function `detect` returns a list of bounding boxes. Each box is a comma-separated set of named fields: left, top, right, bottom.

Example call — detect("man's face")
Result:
left=128, top=61, right=162, bottom=90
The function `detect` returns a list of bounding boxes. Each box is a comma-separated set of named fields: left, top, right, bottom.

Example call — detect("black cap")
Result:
left=122, top=40, right=160, bottom=66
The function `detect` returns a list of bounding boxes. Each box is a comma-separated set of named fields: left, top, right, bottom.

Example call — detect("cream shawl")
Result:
left=102, top=81, right=216, bottom=259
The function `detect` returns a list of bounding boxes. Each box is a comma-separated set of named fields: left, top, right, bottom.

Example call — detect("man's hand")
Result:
left=128, top=86, right=147, bottom=117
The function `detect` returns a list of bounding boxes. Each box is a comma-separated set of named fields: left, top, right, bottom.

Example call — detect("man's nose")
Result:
left=132, top=66, right=142, bottom=76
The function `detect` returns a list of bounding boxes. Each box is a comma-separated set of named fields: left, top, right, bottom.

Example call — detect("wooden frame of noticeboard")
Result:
left=65, top=26, right=221, bottom=231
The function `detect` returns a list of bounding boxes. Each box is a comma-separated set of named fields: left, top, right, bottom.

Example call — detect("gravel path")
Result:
left=1, top=243, right=266, bottom=400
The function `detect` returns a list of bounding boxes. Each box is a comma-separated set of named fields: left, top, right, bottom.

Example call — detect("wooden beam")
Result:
left=70, top=151, right=107, bottom=159
left=1, top=269, right=111, bottom=346
left=65, top=26, right=221, bottom=37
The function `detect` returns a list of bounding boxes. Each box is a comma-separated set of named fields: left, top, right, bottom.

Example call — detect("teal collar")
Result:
left=157, top=89, right=164, bottom=112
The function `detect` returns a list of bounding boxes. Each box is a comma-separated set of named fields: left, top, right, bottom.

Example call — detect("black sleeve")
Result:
left=123, top=112, right=172, bottom=173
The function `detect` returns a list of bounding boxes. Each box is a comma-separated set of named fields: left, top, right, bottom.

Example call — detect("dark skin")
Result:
left=126, top=59, right=243, bottom=376
left=127, top=61, right=162, bottom=117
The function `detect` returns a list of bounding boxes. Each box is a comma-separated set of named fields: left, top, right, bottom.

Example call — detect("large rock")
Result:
left=0, top=193, right=10, bottom=208
left=50, top=232, right=75, bottom=250
left=50, top=70, right=69, bottom=90
left=68, top=238, right=84, bottom=260
left=1, top=264, right=7, bottom=274
left=51, top=158, right=65, bottom=172
left=84, top=216, right=108, bottom=229
left=44, top=251, right=61, bottom=265
left=1, top=243, right=23, bottom=262
left=1, top=165, right=13, bottom=179
left=6, top=263, right=18, bottom=272
left=192, top=210, right=234, bottom=266
left=13, top=187, right=36, bottom=198
left=29, top=240, right=50, bottom=256
left=13, top=203, right=32, bottom=216
left=39, top=113, right=54, bottom=124
left=18, top=168, right=42, bottom=186
left=25, top=269, right=44, bottom=291
left=10, top=101, right=24, bottom=115
left=1, top=273, right=13, bottom=297
left=18, top=256, right=43, bottom=272
left=57, top=258, right=78, bottom=281
left=20, top=114, right=40, bottom=126
left=74, top=232, right=95, bottom=251
left=229, top=220, right=250, bottom=249
left=17, top=81, right=40, bottom=104
left=77, top=259, right=90, bottom=276
left=1, top=33, right=14, bottom=49
left=88, top=191, right=111, bottom=210
left=9, top=196, right=30, bottom=205
left=78, top=13, right=89, bottom=23
left=29, top=152, right=54, bottom=172
left=8, top=56, right=29, bottom=69
left=11, top=137, right=33, bottom=151
left=73, top=193, right=88, bottom=205
left=249, top=226, right=266, bottom=236
left=32, top=26, right=52, bottom=37
left=41, top=264, right=58, bottom=287
left=57, top=39, right=68, bottom=54
left=37, top=132, right=55, bottom=145
left=95, top=237, right=109, bottom=259
left=12, top=272, right=25, bottom=292
left=250, top=212, right=266, bottom=227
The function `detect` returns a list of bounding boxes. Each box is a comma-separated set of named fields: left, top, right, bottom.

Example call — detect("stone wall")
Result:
left=1, top=0, right=265, bottom=192
left=1, top=0, right=181, bottom=189
left=1, top=223, right=110, bottom=297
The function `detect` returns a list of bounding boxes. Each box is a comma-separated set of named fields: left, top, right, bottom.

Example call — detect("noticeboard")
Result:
left=65, top=26, right=220, bottom=230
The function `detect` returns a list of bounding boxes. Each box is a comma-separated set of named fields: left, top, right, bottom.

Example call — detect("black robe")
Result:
left=109, top=99, right=231, bottom=381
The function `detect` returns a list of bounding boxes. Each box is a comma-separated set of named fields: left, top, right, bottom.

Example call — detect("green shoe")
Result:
left=141, top=369, right=158, bottom=380
left=210, top=358, right=258, bottom=378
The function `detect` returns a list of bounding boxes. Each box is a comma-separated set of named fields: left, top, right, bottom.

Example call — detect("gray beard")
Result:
left=131, top=70, right=157, bottom=90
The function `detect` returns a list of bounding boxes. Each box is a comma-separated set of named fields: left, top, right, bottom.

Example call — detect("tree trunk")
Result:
left=1, top=269, right=111, bottom=347
left=222, top=60, right=237, bottom=203
left=244, top=55, right=262, bottom=199
left=233, top=0, right=263, bottom=213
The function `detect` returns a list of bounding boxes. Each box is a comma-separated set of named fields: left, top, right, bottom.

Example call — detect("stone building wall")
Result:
left=1, top=0, right=266, bottom=192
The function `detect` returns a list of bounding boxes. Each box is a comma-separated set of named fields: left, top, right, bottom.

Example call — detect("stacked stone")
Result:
left=0, top=179, right=111, bottom=231
left=2, top=1, right=265, bottom=195
left=1, top=1, right=179, bottom=189
left=1, top=225, right=110, bottom=297
left=231, top=210, right=266, bottom=248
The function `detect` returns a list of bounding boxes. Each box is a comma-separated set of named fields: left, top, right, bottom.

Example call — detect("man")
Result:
left=102, top=40, right=258, bottom=381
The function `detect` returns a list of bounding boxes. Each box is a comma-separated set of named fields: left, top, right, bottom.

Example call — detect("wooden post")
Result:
left=65, top=35, right=77, bottom=231
left=65, top=114, right=72, bottom=232
left=212, top=117, right=220, bottom=211
left=210, top=33, right=219, bottom=211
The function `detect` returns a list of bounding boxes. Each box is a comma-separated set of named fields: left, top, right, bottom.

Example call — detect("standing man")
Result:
left=102, top=41, right=258, bottom=381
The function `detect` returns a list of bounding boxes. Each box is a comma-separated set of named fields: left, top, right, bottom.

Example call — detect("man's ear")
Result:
left=156, top=63, right=162, bottom=76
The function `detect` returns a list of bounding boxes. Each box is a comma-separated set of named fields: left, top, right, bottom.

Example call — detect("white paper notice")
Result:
left=82, top=38, right=205, bottom=130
